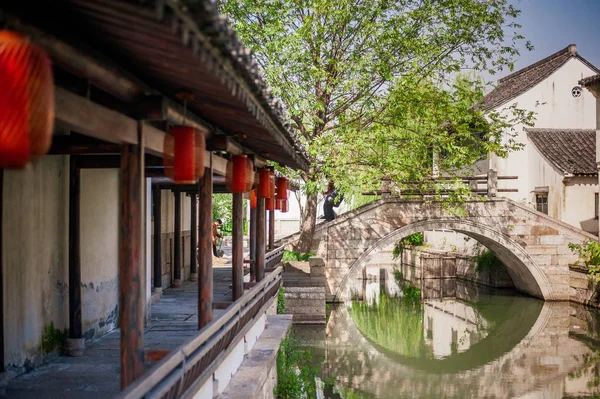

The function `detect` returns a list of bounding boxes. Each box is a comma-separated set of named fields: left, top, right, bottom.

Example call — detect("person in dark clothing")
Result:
left=212, top=219, right=223, bottom=257
left=323, top=181, right=343, bottom=222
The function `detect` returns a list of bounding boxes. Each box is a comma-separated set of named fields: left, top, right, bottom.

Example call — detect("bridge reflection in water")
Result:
left=296, top=275, right=600, bottom=399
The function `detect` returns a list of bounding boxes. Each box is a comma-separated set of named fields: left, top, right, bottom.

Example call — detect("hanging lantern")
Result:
left=245, top=157, right=255, bottom=191
left=258, top=168, right=271, bottom=198
left=163, top=126, right=205, bottom=184
left=276, top=177, right=288, bottom=200
left=252, top=171, right=260, bottom=189
left=266, top=197, right=275, bottom=211
left=226, top=154, right=252, bottom=193
left=250, top=189, right=257, bottom=209
left=0, top=31, right=54, bottom=168
left=275, top=198, right=283, bottom=210
left=269, top=169, right=276, bottom=198
left=281, top=199, right=289, bottom=213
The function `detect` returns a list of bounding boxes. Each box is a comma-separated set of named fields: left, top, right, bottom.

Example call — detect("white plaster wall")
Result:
left=564, top=177, right=599, bottom=234
left=494, top=57, right=597, bottom=201
left=2, top=156, right=69, bottom=370
left=527, top=145, right=566, bottom=220
left=80, top=169, right=120, bottom=340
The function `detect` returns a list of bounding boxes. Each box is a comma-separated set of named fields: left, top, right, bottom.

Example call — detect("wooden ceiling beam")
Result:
left=206, top=135, right=243, bottom=155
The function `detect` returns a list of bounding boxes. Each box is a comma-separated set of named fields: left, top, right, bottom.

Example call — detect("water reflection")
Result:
left=296, top=274, right=600, bottom=398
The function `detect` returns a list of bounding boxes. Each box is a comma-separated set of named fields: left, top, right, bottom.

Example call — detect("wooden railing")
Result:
left=116, top=263, right=284, bottom=399
left=266, top=245, right=285, bottom=269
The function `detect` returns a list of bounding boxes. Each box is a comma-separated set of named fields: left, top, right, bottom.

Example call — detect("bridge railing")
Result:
left=116, top=259, right=284, bottom=399
left=366, top=171, right=518, bottom=198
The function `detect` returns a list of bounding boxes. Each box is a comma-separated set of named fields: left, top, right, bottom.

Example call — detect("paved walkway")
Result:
left=4, top=257, right=242, bottom=399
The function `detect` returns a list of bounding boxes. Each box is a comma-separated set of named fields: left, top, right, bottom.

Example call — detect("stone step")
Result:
left=283, top=286, right=325, bottom=293
left=282, top=277, right=327, bottom=288
left=292, top=314, right=326, bottom=325
left=284, top=291, right=326, bottom=300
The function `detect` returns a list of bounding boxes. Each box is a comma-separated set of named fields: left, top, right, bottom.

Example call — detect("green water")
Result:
left=294, top=282, right=600, bottom=399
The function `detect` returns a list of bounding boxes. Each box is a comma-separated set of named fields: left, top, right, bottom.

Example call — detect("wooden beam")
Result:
left=133, top=96, right=211, bottom=137
left=0, top=171, right=4, bottom=372
left=249, top=206, right=256, bottom=282
left=232, top=193, right=244, bottom=300
left=268, top=209, right=275, bottom=251
left=190, top=193, right=198, bottom=281
left=54, top=88, right=228, bottom=175
left=256, top=198, right=266, bottom=282
left=173, top=191, right=182, bottom=287
left=68, top=156, right=83, bottom=340
left=198, top=162, right=213, bottom=329
left=119, top=138, right=145, bottom=388
left=249, top=154, right=267, bottom=169
left=152, top=186, right=162, bottom=292
left=206, top=136, right=243, bottom=155
left=49, top=134, right=121, bottom=155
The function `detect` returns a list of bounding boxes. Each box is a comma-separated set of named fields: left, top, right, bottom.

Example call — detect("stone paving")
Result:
left=4, top=249, right=243, bottom=399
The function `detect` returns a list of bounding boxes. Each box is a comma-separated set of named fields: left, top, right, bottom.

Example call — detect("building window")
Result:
left=536, top=194, right=548, bottom=215
left=595, top=193, right=599, bottom=219
left=572, top=86, right=582, bottom=97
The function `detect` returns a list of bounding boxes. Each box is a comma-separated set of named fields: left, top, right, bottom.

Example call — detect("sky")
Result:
left=491, top=0, right=600, bottom=82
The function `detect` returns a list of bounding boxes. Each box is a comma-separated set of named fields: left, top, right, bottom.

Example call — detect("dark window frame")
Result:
left=536, top=193, right=548, bottom=215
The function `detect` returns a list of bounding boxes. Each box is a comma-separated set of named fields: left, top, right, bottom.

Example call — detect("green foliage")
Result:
left=219, top=0, right=535, bottom=247
left=40, top=322, right=68, bottom=355
left=475, top=250, right=503, bottom=273
left=349, top=291, right=430, bottom=358
left=274, top=334, right=319, bottom=399
left=212, top=194, right=249, bottom=236
left=402, top=284, right=421, bottom=301
left=277, top=287, right=286, bottom=314
left=569, top=240, right=600, bottom=284
left=282, top=250, right=314, bottom=262
left=393, top=269, right=403, bottom=286
left=393, top=232, right=425, bottom=259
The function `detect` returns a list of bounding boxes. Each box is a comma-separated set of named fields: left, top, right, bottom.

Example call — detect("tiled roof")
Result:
left=580, top=74, right=600, bottom=87
left=526, top=128, right=597, bottom=176
left=482, top=44, right=600, bottom=110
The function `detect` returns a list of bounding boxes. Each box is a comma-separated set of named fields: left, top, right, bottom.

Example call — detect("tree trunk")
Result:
left=295, top=192, right=318, bottom=254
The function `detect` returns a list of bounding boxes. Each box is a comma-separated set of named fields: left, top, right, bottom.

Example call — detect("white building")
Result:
left=482, top=44, right=599, bottom=234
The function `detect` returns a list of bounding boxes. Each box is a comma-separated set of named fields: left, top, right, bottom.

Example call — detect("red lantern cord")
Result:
left=258, top=168, right=271, bottom=198
left=0, top=31, right=54, bottom=168
left=163, top=126, right=205, bottom=184
left=250, top=189, right=257, bottom=209
left=276, top=177, right=288, bottom=200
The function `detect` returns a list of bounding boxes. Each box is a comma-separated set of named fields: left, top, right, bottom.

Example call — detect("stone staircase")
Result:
left=282, top=258, right=326, bottom=324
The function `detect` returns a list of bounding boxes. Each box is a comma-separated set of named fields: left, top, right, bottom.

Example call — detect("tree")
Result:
left=219, top=0, right=532, bottom=252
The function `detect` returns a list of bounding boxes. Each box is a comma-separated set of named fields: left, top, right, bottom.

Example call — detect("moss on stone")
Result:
left=40, top=322, right=69, bottom=355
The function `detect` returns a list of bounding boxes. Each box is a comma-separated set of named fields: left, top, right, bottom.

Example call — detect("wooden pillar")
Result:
left=269, top=209, right=275, bottom=250
left=68, top=156, right=83, bottom=340
left=0, top=171, right=4, bottom=372
left=173, top=190, right=182, bottom=287
left=119, top=141, right=144, bottom=389
left=249, top=206, right=256, bottom=281
left=232, top=193, right=244, bottom=300
left=189, top=193, right=198, bottom=282
left=198, top=164, right=213, bottom=329
left=256, top=198, right=266, bottom=281
left=152, top=186, right=162, bottom=292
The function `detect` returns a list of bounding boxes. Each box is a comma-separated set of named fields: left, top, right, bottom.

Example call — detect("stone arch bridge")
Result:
left=295, top=198, right=597, bottom=302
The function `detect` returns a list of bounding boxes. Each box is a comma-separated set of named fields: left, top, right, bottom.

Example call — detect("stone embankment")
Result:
left=282, top=258, right=326, bottom=324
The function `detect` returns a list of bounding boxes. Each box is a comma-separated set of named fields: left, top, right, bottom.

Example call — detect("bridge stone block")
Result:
left=539, top=235, right=564, bottom=245
left=526, top=245, right=558, bottom=255
left=531, top=225, right=559, bottom=236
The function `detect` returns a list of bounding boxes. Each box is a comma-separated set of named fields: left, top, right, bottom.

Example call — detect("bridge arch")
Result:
left=334, top=219, right=552, bottom=301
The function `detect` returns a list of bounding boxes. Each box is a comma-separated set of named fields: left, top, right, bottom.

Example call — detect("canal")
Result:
left=294, top=272, right=600, bottom=398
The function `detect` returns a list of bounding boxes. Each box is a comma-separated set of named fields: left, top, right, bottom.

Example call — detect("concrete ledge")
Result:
left=217, top=315, right=293, bottom=399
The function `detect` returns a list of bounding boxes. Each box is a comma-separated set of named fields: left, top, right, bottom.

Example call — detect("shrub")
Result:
left=393, top=232, right=424, bottom=259
left=277, top=286, right=286, bottom=314
left=475, top=250, right=503, bottom=273
left=569, top=240, right=600, bottom=284
left=282, top=250, right=314, bottom=262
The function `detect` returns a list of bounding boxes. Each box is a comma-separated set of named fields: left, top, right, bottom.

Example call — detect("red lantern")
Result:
left=245, top=157, right=255, bottom=191
left=269, top=170, right=276, bottom=198
left=258, top=168, right=271, bottom=198
left=281, top=199, right=289, bottom=213
left=0, top=31, right=54, bottom=168
left=252, top=171, right=260, bottom=189
left=250, top=189, right=257, bottom=209
left=275, top=199, right=283, bottom=210
left=226, top=155, right=250, bottom=193
left=163, top=126, right=205, bottom=184
left=276, top=177, right=288, bottom=200
left=266, top=197, right=275, bottom=211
